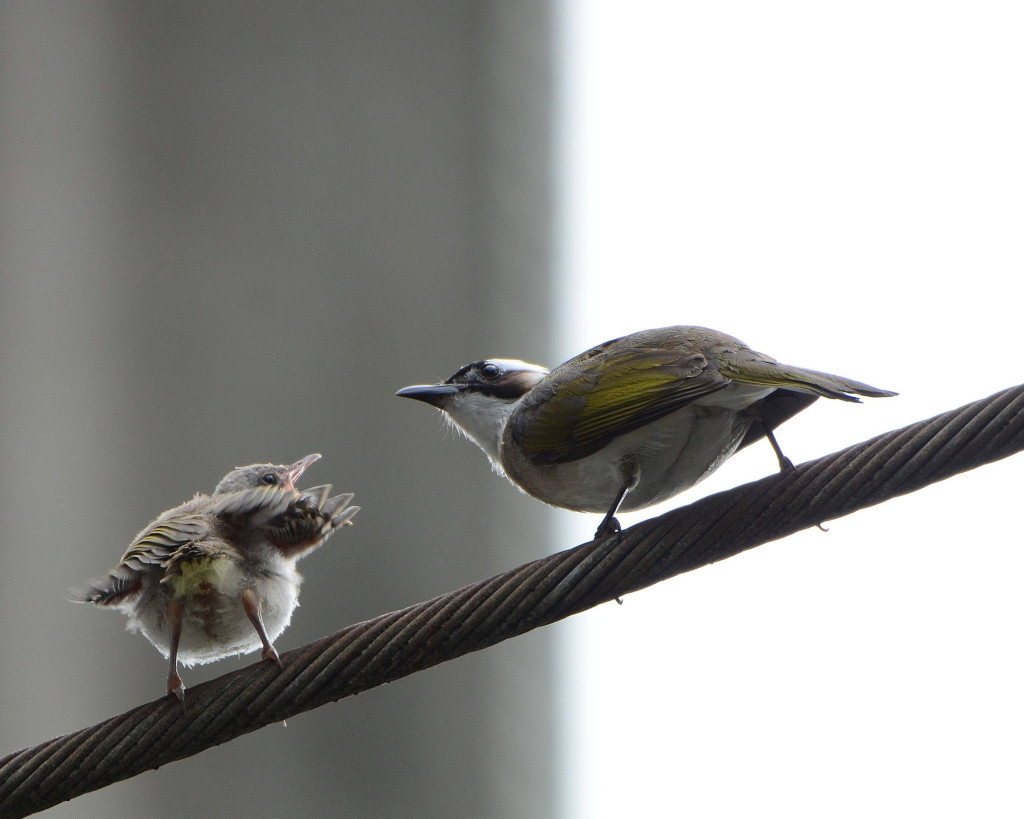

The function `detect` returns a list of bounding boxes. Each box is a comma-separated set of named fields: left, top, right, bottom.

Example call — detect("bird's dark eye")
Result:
left=261, top=473, right=279, bottom=486
left=481, top=363, right=501, bottom=379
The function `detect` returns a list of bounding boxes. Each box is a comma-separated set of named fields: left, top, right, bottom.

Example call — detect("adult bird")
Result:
left=74, top=454, right=358, bottom=701
left=397, top=326, right=894, bottom=538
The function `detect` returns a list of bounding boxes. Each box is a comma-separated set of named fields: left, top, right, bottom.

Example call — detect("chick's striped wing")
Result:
left=209, top=485, right=298, bottom=527
left=212, top=485, right=359, bottom=559
left=511, top=347, right=730, bottom=465
left=73, top=513, right=211, bottom=606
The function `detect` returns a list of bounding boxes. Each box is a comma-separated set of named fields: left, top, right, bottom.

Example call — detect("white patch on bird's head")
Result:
left=475, top=358, right=549, bottom=378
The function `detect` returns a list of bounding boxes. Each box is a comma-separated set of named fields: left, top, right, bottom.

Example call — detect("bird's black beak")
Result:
left=396, top=383, right=462, bottom=408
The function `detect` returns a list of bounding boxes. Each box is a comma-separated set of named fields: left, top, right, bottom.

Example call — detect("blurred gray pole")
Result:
left=0, top=3, right=556, bottom=817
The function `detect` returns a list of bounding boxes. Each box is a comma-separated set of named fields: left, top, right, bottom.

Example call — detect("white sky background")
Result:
left=554, top=3, right=1023, bottom=817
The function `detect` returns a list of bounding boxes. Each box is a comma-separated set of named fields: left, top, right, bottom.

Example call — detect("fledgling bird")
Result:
left=74, top=454, right=358, bottom=701
left=397, top=326, right=895, bottom=538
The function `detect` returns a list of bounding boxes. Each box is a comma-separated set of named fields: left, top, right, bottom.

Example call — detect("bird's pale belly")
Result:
left=504, top=385, right=772, bottom=514
left=126, top=566, right=301, bottom=666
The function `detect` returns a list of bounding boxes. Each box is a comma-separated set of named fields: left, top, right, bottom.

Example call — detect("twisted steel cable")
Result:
left=2, top=383, right=1023, bottom=818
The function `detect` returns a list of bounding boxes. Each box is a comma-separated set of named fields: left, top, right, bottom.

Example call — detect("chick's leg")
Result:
left=241, top=587, right=283, bottom=668
left=166, top=599, right=185, bottom=702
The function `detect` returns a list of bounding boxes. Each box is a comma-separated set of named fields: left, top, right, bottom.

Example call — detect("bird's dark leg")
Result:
left=761, top=407, right=795, bottom=472
left=241, top=587, right=283, bottom=668
left=166, top=599, right=185, bottom=703
left=594, top=457, right=640, bottom=540
left=760, top=405, right=828, bottom=530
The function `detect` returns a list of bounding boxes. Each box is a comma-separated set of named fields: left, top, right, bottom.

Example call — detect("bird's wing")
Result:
left=511, top=347, right=731, bottom=464
left=211, top=485, right=359, bottom=559
left=266, top=486, right=359, bottom=558
left=208, top=485, right=298, bottom=527
left=73, top=513, right=212, bottom=606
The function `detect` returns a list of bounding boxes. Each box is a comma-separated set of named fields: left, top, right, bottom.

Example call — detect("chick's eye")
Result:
left=481, top=363, right=501, bottom=379
left=261, top=474, right=279, bottom=486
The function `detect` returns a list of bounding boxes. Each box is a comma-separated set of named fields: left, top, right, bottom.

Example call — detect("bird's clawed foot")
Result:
left=263, top=644, right=283, bottom=669
left=166, top=599, right=186, bottom=705
left=762, top=419, right=796, bottom=473
left=593, top=515, right=621, bottom=541
left=167, top=670, right=185, bottom=704
left=593, top=463, right=637, bottom=541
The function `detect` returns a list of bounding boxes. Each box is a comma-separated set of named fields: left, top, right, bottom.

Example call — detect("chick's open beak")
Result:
left=285, top=453, right=322, bottom=489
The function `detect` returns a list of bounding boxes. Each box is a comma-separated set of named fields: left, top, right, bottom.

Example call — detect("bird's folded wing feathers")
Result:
left=212, top=484, right=358, bottom=556
left=209, top=485, right=298, bottom=525
left=268, top=489, right=359, bottom=558
left=72, top=514, right=212, bottom=606
left=512, top=350, right=731, bottom=464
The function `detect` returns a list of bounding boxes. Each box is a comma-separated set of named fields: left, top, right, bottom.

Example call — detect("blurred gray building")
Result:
left=0, top=3, right=557, bottom=816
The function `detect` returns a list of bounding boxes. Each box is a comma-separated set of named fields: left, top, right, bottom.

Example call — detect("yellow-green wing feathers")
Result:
left=513, top=348, right=729, bottom=464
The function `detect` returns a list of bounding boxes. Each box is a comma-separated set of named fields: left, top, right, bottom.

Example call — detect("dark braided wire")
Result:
left=2, top=384, right=1023, bottom=818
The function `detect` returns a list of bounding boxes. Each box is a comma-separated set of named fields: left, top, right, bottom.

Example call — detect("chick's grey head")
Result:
left=213, top=453, right=321, bottom=495
left=397, top=359, right=548, bottom=464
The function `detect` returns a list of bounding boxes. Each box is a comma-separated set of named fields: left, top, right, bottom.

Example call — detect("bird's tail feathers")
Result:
left=70, top=565, right=142, bottom=607
left=725, top=357, right=896, bottom=402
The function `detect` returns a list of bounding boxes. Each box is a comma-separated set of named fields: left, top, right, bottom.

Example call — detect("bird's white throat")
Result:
left=444, top=391, right=521, bottom=470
